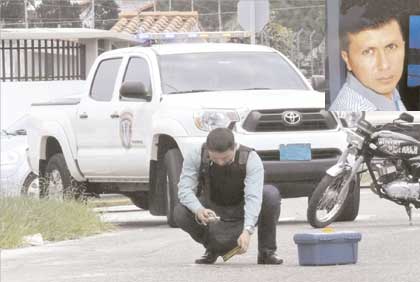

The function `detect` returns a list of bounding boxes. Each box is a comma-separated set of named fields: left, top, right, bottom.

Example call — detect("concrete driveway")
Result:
left=2, top=190, right=420, bottom=282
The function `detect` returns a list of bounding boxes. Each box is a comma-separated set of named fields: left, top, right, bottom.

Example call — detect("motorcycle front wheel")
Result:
left=307, top=170, right=353, bottom=228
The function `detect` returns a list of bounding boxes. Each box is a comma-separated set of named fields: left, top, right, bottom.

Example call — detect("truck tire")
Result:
left=336, top=176, right=360, bottom=222
left=128, top=192, right=149, bottom=210
left=21, top=173, right=39, bottom=198
left=164, top=148, right=183, bottom=227
left=41, top=153, right=84, bottom=200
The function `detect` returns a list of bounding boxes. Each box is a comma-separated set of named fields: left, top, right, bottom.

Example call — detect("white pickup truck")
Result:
left=27, top=43, right=349, bottom=226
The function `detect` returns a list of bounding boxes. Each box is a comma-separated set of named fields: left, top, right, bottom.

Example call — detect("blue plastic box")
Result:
left=293, top=231, right=362, bottom=266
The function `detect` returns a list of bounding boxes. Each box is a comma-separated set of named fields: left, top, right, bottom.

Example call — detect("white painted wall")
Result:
left=0, top=80, right=86, bottom=129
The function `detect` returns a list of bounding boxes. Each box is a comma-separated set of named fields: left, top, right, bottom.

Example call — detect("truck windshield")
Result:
left=158, top=52, right=309, bottom=94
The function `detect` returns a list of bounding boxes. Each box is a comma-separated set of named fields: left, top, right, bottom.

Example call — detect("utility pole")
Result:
left=24, top=0, right=28, bottom=28
left=191, top=0, right=194, bottom=11
left=58, top=0, right=62, bottom=28
left=218, top=0, right=222, bottom=31
left=92, top=0, right=95, bottom=28
left=169, top=0, right=172, bottom=11
left=153, top=0, right=156, bottom=12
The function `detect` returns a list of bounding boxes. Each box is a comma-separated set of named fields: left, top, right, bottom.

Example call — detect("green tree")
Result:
left=0, top=0, right=25, bottom=28
left=270, top=0, right=325, bottom=54
left=263, top=22, right=294, bottom=57
left=155, top=0, right=239, bottom=31
left=194, top=0, right=239, bottom=31
left=147, top=0, right=326, bottom=71
left=36, top=0, right=81, bottom=28
left=94, top=0, right=120, bottom=30
left=154, top=0, right=325, bottom=41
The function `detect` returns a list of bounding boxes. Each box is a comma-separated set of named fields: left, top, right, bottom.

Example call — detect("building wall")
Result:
left=1, top=80, right=86, bottom=129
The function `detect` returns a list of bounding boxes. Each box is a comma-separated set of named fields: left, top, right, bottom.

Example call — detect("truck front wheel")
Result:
left=128, top=192, right=149, bottom=210
left=41, top=153, right=84, bottom=200
left=164, top=148, right=183, bottom=227
left=21, top=173, right=39, bottom=198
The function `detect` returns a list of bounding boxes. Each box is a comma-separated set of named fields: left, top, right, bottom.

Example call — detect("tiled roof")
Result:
left=111, top=11, right=200, bottom=34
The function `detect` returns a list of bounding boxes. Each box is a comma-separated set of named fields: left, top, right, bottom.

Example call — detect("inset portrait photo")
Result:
left=325, top=0, right=420, bottom=111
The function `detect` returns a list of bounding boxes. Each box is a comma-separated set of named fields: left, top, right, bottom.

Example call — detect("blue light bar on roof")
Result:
left=136, top=33, right=150, bottom=40
left=135, top=31, right=252, bottom=41
left=164, top=33, right=176, bottom=39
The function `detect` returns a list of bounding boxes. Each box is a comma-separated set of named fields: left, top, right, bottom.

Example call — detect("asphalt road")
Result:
left=2, top=190, right=420, bottom=282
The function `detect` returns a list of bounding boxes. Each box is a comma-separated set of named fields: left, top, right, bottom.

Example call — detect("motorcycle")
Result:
left=307, top=113, right=420, bottom=228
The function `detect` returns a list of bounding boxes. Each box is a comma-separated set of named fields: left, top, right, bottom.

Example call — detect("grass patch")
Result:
left=0, top=197, right=113, bottom=249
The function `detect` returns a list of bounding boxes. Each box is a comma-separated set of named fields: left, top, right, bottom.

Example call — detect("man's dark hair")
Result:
left=340, top=0, right=403, bottom=51
left=206, top=128, right=235, bottom=153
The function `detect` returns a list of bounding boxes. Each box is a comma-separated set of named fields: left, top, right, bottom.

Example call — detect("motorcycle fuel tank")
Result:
left=375, top=137, right=420, bottom=159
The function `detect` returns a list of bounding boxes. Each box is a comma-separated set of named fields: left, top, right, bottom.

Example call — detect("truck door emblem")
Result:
left=120, top=112, right=133, bottom=149
left=283, top=111, right=302, bottom=125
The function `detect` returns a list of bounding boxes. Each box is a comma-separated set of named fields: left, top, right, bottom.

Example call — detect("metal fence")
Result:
left=0, top=39, right=86, bottom=82
left=260, top=28, right=325, bottom=78
left=291, top=29, right=325, bottom=78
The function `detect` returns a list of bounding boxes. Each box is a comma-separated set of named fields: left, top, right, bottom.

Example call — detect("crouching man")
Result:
left=174, top=128, right=283, bottom=265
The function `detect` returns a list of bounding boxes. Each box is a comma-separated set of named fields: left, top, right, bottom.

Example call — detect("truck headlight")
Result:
left=1, top=151, right=20, bottom=166
left=194, top=110, right=240, bottom=131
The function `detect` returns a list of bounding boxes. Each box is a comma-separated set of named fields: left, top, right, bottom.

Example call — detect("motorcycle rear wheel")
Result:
left=307, top=171, right=352, bottom=228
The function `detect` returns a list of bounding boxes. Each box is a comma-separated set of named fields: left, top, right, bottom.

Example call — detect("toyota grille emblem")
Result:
left=283, top=111, right=302, bottom=125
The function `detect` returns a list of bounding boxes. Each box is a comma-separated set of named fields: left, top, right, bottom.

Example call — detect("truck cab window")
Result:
left=90, top=58, right=122, bottom=101
left=123, top=57, right=152, bottom=99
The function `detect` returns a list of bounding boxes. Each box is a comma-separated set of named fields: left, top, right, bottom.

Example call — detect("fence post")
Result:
left=80, top=44, right=86, bottom=80
left=296, top=28, right=304, bottom=69
left=309, top=30, right=316, bottom=76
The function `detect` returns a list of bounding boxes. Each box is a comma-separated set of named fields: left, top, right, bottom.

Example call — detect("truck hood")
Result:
left=161, top=89, right=325, bottom=109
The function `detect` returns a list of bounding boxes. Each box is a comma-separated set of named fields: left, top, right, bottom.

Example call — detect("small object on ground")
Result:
left=322, top=227, right=335, bottom=233
left=22, top=233, right=44, bottom=246
left=222, top=245, right=241, bottom=262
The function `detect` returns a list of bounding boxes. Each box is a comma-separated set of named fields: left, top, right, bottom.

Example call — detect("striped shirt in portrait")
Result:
left=329, top=73, right=407, bottom=111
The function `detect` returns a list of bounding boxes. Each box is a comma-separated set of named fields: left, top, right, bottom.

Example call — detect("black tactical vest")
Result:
left=198, top=144, right=252, bottom=207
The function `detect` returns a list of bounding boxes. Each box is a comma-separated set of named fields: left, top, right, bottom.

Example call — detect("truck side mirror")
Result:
left=15, top=129, right=27, bottom=135
left=120, top=81, right=151, bottom=101
left=311, top=75, right=326, bottom=92
left=398, top=113, right=414, bottom=123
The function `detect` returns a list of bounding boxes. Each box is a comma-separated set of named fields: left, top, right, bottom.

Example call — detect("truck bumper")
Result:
left=263, top=158, right=339, bottom=198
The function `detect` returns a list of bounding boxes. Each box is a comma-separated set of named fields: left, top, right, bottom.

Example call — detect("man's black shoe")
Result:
left=257, top=251, right=284, bottom=265
left=195, top=250, right=219, bottom=264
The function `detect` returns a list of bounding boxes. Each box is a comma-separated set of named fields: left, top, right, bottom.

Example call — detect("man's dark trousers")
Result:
left=174, top=185, right=281, bottom=253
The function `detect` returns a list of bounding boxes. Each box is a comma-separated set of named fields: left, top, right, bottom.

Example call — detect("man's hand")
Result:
left=195, top=208, right=217, bottom=225
left=237, top=230, right=251, bottom=254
